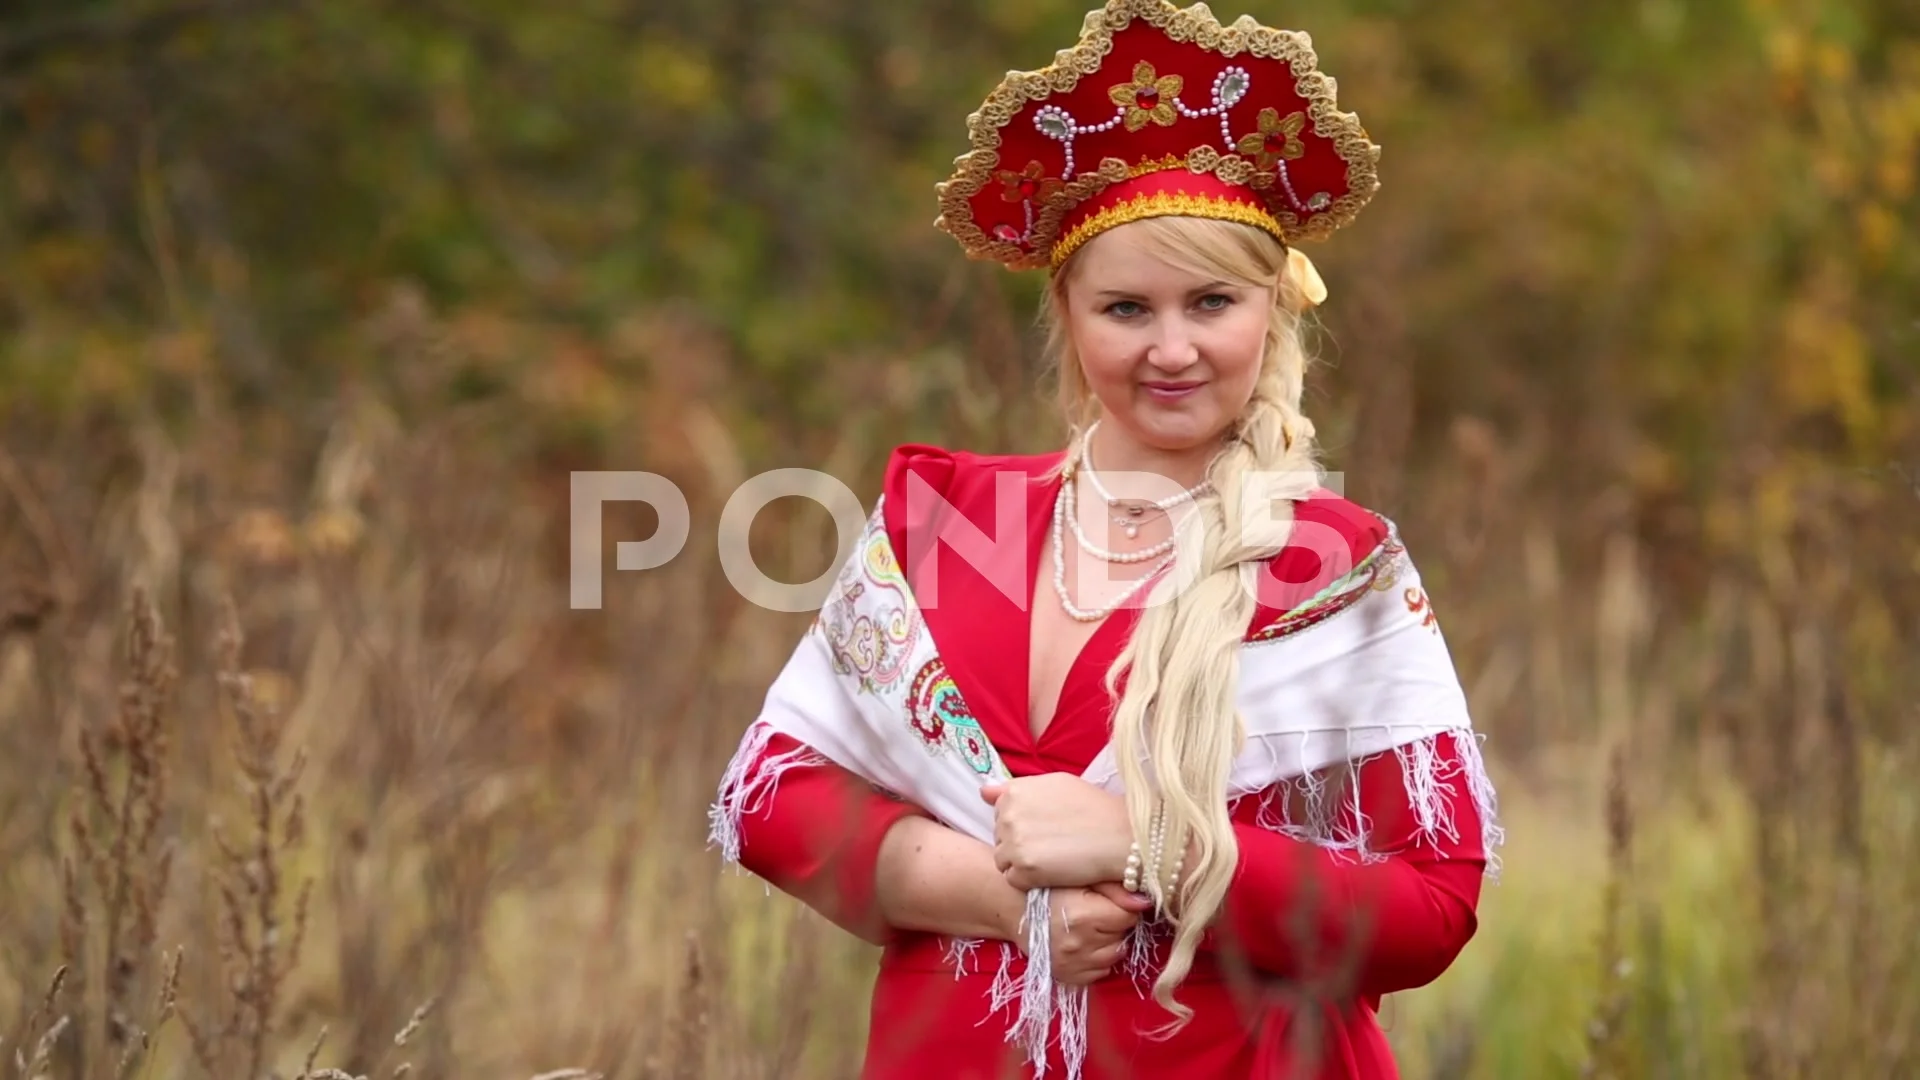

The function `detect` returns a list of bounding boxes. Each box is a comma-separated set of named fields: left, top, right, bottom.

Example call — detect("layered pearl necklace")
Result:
left=1082, top=422, right=1210, bottom=540
left=1050, top=422, right=1214, bottom=622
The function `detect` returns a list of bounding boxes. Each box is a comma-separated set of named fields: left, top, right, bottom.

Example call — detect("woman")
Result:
left=709, top=2, right=1502, bottom=1077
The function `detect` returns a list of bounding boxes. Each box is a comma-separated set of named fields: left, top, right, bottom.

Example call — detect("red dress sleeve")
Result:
left=734, top=732, right=928, bottom=946
left=1211, top=730, right=1487, bottom=996
left=734, top=445, right=960, bottom=945
left=1216, top=495, right=1485, bottom=995
left=735, top=444, right=984, bottom=947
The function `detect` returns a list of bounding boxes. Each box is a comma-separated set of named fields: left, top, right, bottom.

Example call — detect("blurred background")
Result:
left=1, top=0, right=1917, bottom=1077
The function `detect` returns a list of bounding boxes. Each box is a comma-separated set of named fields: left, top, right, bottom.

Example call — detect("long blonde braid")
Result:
left=1045, top=215, right=1321, bottom=1027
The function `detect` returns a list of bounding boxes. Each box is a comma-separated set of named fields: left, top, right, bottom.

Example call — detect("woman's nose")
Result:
left=1147, top=317, right=1200, bottom=370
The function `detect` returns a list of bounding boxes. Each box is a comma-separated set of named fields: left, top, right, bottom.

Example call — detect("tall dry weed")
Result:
left=1580, top=746, right=1634, bottom=1080
left=175, top=599, right=316, bottom=1079
left=57, top=588, right=177, bottom=1077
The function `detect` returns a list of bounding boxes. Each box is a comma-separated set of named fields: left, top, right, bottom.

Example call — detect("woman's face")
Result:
left=1062, top=223, right=1272, bottom=459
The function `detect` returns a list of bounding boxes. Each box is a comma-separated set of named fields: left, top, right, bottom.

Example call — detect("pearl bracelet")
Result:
left=1127, top=802, right=1188, bottom=905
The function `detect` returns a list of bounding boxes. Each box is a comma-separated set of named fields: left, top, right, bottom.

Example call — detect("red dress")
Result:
left=732, top=446, right=1489, bottom=1079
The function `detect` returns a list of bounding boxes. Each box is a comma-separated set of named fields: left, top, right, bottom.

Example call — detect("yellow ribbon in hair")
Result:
left=1287, top=247, right=1327, bottom=310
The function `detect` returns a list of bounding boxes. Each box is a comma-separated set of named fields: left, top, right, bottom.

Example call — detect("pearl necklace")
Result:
left=1081, top=419, right=1213, bottom=539
left=1050, top=480, right=1178, bottom=622
left=1064, top=477, right=1175, bottom=564
left=1050, top=423, right=1219, bottom=621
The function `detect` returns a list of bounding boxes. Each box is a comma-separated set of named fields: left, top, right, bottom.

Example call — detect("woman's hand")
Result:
left=1029, top=883, right=1153, bottom=986
left=980, top=774, right=1135, bottom=891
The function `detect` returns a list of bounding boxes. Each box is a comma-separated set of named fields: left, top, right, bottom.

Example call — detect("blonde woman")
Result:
left=710, top=3, right=1502, bottom=1077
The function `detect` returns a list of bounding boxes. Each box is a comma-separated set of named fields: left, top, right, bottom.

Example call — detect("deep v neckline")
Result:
left=1018, top=470, right=1136, bottom=751
left=890, top=449, right=1137, bottom=770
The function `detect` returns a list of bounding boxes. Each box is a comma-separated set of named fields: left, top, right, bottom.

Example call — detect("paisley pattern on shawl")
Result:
left=818, top=525, right=924, bottom=696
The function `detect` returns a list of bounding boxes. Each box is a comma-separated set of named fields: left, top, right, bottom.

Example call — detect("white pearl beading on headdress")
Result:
left=1033, top=65, right=1251, bottom=181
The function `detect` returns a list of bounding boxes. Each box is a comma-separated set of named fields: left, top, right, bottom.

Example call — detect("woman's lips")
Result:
left=1142, top=382, right=1204, bottom=401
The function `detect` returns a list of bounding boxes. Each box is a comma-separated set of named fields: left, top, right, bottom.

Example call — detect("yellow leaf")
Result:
left=302, top=508, right=366, bottom=558
left=1813, top=41, right=1853, bottom=84
left=1813, top=154, right=1855, bottom=198
left=230, top=509, right=298, bottom=567
left=1876, top=150, right=1914, bottom=201
left=1858, top=202, right=1899, bottom=265
left=1775, top=283, right=1879, bottom=446
left=1765, top=26, right=1804, bottom=79
left=1754, top=467, right=1800, bottom=546
left=632, top=40, right=715, bottom=112
left=243, top=669, right=299, bottom=714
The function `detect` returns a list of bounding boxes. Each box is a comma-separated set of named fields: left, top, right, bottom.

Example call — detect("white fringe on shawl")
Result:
left=709, top=499, right=1502, bottom=1080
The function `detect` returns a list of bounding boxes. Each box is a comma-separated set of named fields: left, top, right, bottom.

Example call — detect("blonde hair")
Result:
left=1043, top=215, right=1322, bottom=1028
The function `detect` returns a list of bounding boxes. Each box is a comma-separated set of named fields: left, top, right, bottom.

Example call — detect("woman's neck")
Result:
left=1083, top=420, right=1218, bottom=498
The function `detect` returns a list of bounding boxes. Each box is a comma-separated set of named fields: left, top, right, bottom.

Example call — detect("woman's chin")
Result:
left=1113, top=413, right=1230, bottom=455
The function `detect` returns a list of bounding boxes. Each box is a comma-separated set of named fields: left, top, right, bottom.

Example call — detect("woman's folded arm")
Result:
left=733, top=732, right=1021, bottom=947
left=1208, top=731, right=1488, bottom=996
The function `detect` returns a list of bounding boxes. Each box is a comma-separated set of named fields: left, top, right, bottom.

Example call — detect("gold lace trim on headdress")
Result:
left=1051, top=190, right=1285, bottom=267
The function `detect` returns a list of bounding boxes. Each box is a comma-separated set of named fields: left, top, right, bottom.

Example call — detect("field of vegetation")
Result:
left=1, top=1, right=1916, bottom=1077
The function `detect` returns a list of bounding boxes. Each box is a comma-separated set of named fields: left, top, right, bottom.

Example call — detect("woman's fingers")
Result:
left=1087, top=880, right=1153, bottom=913
left=1053, top=943, right=1128, bottom=985
left=1046, top=887, right=1142, bottom=986
left=1072, top=892, right=1146, bottom=935
left=1085, top=941, right=1125, bottom=970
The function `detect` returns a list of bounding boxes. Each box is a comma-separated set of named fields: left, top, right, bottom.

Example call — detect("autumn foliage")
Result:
left=1, top=1, right=1917, bottom=1076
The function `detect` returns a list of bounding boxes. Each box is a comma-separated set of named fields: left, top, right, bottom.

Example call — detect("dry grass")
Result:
left=0, top=317, right=1915, bottom=1079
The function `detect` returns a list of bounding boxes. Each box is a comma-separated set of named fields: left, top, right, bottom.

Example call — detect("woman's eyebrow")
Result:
left=1091, top=281, right=1236, bottom=299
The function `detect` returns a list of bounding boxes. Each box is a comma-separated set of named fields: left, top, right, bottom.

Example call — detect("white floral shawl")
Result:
left=710, top=498, right=1501, bottom=1079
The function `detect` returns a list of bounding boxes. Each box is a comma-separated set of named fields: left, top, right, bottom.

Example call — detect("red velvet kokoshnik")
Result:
left=934, top=0, right=1381, bottom=271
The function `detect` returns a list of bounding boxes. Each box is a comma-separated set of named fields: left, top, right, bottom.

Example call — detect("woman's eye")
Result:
left=1196, top=294, right=1233, bottom=311
left=1105, top=301, right=1144, bottom=318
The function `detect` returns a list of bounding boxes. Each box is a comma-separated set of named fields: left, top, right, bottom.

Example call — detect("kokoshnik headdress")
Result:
left=934, top=0, right=1379, bottom=305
